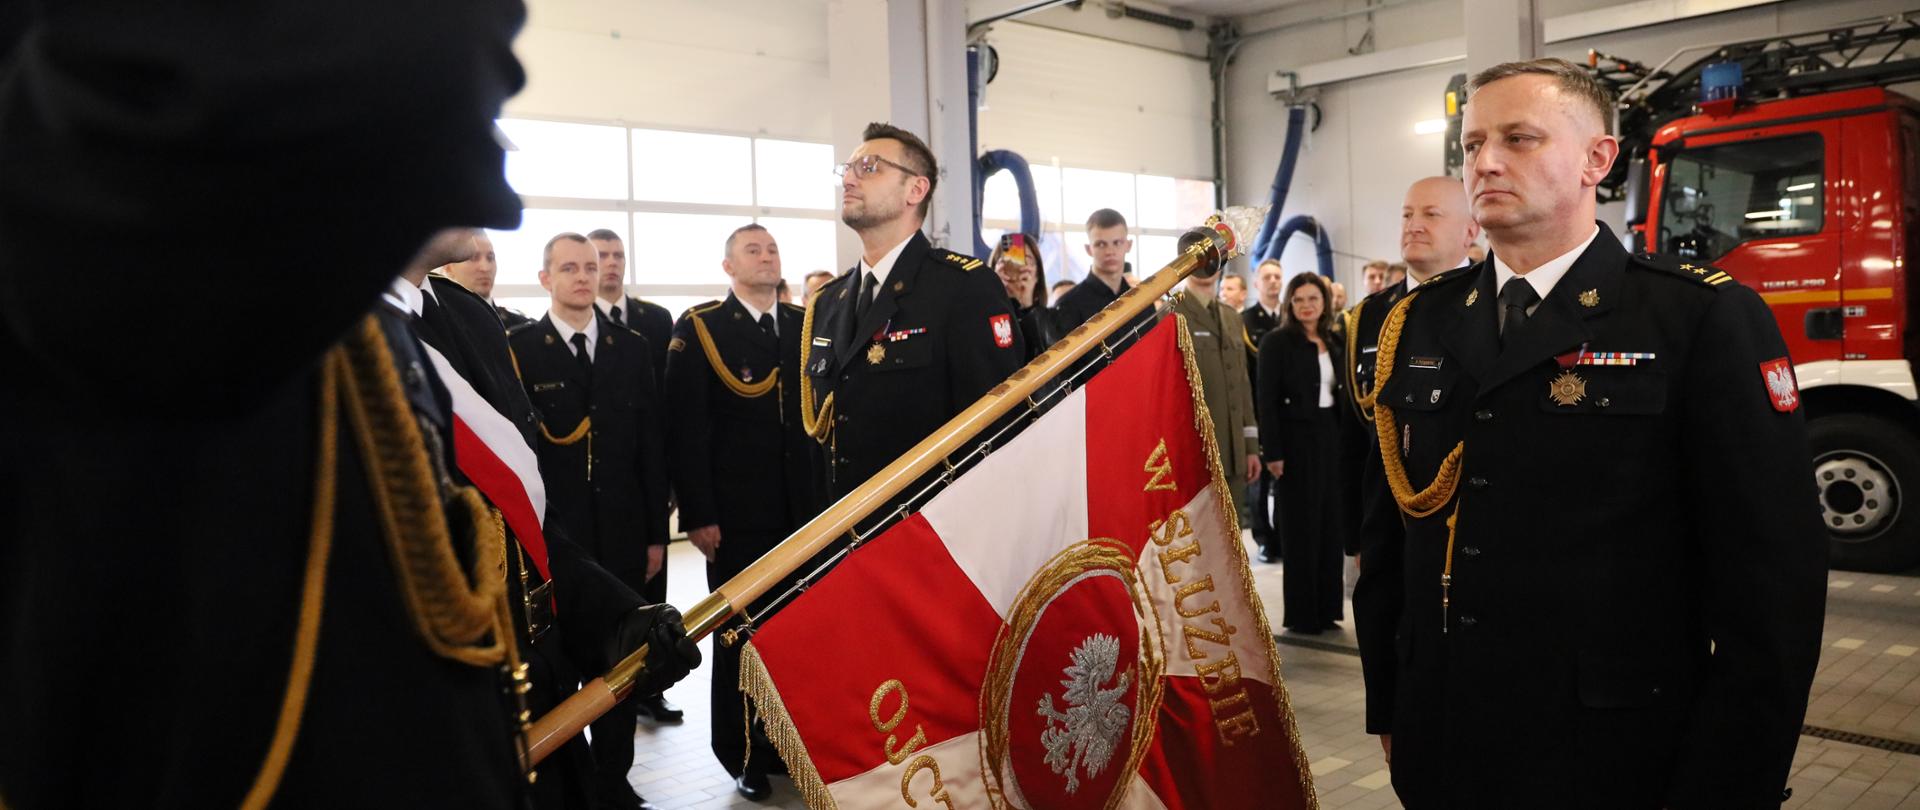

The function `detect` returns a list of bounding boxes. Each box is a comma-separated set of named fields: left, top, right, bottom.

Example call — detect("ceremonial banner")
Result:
left=741, top=317, right=1316, bottom=809
left=418, top=342, right=552, bottom=581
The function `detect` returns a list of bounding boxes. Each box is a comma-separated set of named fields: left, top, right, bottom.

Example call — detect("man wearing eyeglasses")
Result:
left=802, top=122, right=1025, bottom=500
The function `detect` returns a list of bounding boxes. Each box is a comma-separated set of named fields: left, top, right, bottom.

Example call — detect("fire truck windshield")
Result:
left=1659, top=133, right=1824, bottom=261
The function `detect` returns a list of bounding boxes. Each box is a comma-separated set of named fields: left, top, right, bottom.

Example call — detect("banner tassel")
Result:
left=739, top=642, right=837, bottom=809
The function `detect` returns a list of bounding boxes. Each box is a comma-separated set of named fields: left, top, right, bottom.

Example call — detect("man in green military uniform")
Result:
left=1170, top=270, right=1261, bottom=512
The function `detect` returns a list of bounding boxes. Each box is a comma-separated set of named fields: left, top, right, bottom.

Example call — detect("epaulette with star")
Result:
left=1415, top=263, right=1476, bottom=290
left=1631, top=252, right=1737, bottom=288
left=929, top=247, right=985, bottom=272
left=681, top=300, right=723, bottom=320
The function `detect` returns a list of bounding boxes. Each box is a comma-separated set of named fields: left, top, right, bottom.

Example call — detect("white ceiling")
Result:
left=1159, top=0, right=1315, bottom=19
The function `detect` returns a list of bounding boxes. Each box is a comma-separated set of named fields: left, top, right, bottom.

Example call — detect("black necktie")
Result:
left=569, top=332, right=593, bottom=376
left=856, top=272, right=875, bottom=321
left=1499, top=276, right=1540, bottom=342
left=758, top=312, right=776, bottom=337
left=608, top=303, right=624, bottom=326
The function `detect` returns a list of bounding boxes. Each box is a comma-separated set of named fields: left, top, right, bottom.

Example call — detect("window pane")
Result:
left=495, top=295, right=552, bottom=321
left=756, top=216, right=841, bottom=288
left=1061, top=230, right=1092, bottom=280
left=1136, top=175, right=1177, bottom=230
left=631, top=212, right=756, bottom=285
left=755, top=139, right=835, bottom=210
left=1136, top=234, right=1179, bottom=277
left=1062, top=167, right=1136, bottom=230
left=1174, top=178, right=1217, bottom=228
left=1658, top=133, right=1823, bottom=261
left=633, top=129, right=752, bottom=205
left=497, top=119, right=630, bottom=200
left=489, top=209, right=630, bottom=287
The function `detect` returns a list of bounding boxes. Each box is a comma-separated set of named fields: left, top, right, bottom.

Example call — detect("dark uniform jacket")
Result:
left=1255, top=327, right=1348, bottom=462
left=0, top=0, right=533, bottom=804
left=606, top=295, right=672, bottom=389
left=803, top=232, right=1025, bottom=499
left=1344, top=281, right=1412, bottom=425
left=510, top=312, right=670, bottom=584
left=1352, top=225, right=1827, bottom=808
left=1242, top=300, right=1282, bottom=389
left=665, top=294, right=816, bottom=542
left=415, top=277, right=647, bottom=808
left=498, top=304, right=535, bottom=330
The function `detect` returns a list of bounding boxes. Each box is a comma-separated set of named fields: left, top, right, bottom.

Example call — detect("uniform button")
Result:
left=1474, top=409, right=1493, bottom=421
left=1468, top=476, right=1489, bottom=490
left=1404, top=393, right=1415, bottom=404
left=1458, top=614, right=1478, bottom=627
left=1596, top=397, right=1612, bottom=408
left=1650, top=686, right=1663, bottom=697
left=1461, top=546, right=1481, bottom=557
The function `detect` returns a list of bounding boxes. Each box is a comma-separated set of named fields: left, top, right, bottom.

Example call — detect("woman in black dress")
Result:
left=1256, top=272, right=1349, bottom=634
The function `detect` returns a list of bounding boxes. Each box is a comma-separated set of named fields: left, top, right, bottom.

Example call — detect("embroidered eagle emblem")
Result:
left=1035, top=634, right=1132, bottom=795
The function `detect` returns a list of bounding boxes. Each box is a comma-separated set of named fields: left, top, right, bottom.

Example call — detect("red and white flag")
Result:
left=741, top=317, right=1315, bottom=809
left=418, top=343, right=552, bottom=582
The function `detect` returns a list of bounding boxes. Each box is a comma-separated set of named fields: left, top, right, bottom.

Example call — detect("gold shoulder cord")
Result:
left=245, top=315, right=524, bottom=807
left=689, top=311, right=777, bottom=398
left=1343, top=303, right=1370, bottom=422
left=1371, top=291, right=1463, bottom=517
left=1370, top=292, right=1469, bottom=632
left=797, top=293, right=834, bottom=443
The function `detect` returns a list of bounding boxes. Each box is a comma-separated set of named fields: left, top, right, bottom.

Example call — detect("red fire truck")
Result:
left=1447, top=12, right=1920, bottom=570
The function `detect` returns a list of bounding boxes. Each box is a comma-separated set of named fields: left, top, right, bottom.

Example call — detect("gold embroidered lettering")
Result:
left=1147, top=509, right=1192, bottom=547
left=1144, top=439, right=1176, bottom=491
left=901, top=755, right=957, bottom=809
left=1194, top=651, right=1243, bottom=694
left=1158, top=539, right=1202, bottom=582
left=869, top=679, right=927, bottom=766
left=1182, top=616, right=1237, bottom=659
left=1173, top=576, right=1220, bottom=618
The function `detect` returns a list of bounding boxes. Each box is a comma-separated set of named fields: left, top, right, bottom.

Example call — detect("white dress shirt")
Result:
left=549, top=311, right=600, bottom=362
left=859, top=234, right=915, bottom=301
left=738, top=297, right=777, bottom=337
left=1492, top=225, right=1600, bottom=315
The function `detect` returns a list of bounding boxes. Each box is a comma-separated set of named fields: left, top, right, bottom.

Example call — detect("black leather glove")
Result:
left=604, top=604, right=701, bottom=697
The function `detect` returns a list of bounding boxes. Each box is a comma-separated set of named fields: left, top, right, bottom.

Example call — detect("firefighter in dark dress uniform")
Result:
left=509, top=233, right=673, bottom=810
left=802, top=123, right=1025, bottom=502
left=0, top=4, right=692, bottom=807
left=1242, top=258, right=1286, bottom=561
left=1352, top=60, right=1826, bottom=808
left=664, top=223, right=819, bottom=801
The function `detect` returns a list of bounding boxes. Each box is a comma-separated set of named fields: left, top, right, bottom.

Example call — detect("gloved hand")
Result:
left=604, top=604, right=702, bottom=697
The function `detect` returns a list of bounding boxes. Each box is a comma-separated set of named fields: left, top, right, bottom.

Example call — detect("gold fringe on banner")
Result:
left=739, top=642, right=838, bottom=810
left=1173, top=315, right=1321, bottom=810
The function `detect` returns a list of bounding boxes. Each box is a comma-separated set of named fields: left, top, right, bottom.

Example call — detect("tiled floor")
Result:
left=623, top=539, right=1920, bottom=809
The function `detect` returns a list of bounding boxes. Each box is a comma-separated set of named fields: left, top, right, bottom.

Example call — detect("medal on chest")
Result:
left=1549, top=345, right=1587, bottom=407
left=867, top=343, right=886, bottom=364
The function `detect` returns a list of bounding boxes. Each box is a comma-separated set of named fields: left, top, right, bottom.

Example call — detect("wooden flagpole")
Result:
left=525, top=208, right=1263, bottom=765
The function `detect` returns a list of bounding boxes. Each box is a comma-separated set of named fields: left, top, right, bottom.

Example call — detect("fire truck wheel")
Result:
left=1813, top=414, right=1920, bottom=572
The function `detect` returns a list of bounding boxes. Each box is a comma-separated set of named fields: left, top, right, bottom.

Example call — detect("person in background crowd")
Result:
left=510, top=233, right=675, bottom=810
left=583, top=226, right=679, bottom=725
left=1052, top=208, right=1141, bottom=335
left=1467, top=242, right=1488, bottom=264
left=1220, top=274, right=1249, bottom=310
left=1354, top=58, right=1825, bottom=807
left=992, top=232, right=1058, bottom=361
left=1258, top=273, right=1349, bottom=634
left=444, top=231, right=533, bottom=328
left=1050, top=278, right=1077, bottom=302
left=776, top=278, right=792, bottom=305
left=1384, top=262, right=1409, bottom=289
left=1329, top=280, right=1349, bottom=312
left=1170, top=270, right=1260, bottom=516
left=802, top=270, right=835, bottom=304
left=1362, top=259, right=1391, bottom=294
left=802, top=122, right=1024, bottom=503
left=588, top=229, right=673, bottom=392
left=664, top=223, right=815, bottom=802
left=1242, top=258, right=1286, bottom=562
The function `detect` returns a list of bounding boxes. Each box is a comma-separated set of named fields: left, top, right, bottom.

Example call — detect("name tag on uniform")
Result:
left=812, top=337, right=834, bottom=349
left=1193, top=330, right=1215, bottom=337
left=1409, top=356, right=1445, bottom=370
left=532, top=381, right=567, bottom=392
